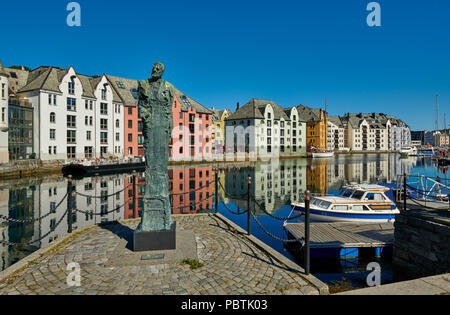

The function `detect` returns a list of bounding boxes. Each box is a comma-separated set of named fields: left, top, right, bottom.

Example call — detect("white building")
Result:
left=341, top=113, right=392, bottom=151
left=225, top=99, right=307, bottom=159
left=327, top=116, right=345, bottom=151
left=10, top=66, right=124, bottom=161
left=0, top=61, right=8, bottom=164
left=387, top=116, right=411, bottom=150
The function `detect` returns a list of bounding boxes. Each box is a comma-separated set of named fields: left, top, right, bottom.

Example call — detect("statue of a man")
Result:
left=137, top=62, right=174, bottom=232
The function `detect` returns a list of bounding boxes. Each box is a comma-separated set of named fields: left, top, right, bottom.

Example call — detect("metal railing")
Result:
left=397, top=173, right=450, bottom=212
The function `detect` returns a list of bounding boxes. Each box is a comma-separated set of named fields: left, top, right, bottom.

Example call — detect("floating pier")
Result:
left=285, top=222, right=394, bottom=259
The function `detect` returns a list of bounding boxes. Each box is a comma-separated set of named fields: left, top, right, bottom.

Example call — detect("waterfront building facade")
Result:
left=225, top=99, right=306, bottom=158
left=0, top=62, right=214, bottom=163
left=327, top=116, right=346, bottom=151
left=387, top=116, right=411, bottom=150
left=170, top=89, right=213, bottom=161
left=7, top=66, right=125, bottom=161
left=211, top=108, right=231, bottom=154
left=106, top=76, right=142, bottom=158
left=297, top=105, right=328, bottom=150
left=341, top=113, right=391, bottom=151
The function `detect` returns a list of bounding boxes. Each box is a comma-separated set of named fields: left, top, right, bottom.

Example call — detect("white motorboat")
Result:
left=292, top=184, right=399, bottom=223
left=400, top=147, right=418, bottom=157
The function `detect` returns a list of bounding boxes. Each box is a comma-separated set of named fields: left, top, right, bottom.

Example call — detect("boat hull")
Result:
left=292, top=204, right=398, bottom=223
left=62, top=162, right=145, bottom=178
left=311, top=152, right=334, bottom=158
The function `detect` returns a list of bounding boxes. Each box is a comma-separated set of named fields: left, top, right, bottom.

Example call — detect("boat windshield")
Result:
left=311, top=199, right=331, bottom=209
left=350, top=191, right=365, bottom=200
left=339, top=189, right=353, bottom=198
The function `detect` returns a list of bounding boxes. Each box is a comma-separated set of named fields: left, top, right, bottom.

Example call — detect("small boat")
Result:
left=62, top=158, right=145, bottom=177
left=309, top=146, right=335, bottom=158
left=400, top=146, right=418, bottom=157
left=292, top=184, right=399, bottom=223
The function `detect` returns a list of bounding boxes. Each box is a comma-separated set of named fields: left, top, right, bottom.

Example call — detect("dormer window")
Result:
left=68, top=77, right=75, bottom=95
left=101, top=85, right=107, bottom=101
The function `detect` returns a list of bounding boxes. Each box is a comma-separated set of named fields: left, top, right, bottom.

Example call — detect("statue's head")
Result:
left=152, top=62, right=165, bottom=79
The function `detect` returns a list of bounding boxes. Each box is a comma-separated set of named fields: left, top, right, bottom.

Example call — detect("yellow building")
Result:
left=211, top=108, right=232, bottom=153
left=297, top=105, right=328, bottom=149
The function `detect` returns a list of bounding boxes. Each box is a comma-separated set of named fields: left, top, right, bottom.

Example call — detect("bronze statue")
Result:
left=137, top=62, right=174, bottom=233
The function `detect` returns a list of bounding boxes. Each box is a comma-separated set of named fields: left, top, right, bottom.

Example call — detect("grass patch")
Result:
left=328, top=277, right=356, bottom=294
left=180, top=259, right=204, bottom=270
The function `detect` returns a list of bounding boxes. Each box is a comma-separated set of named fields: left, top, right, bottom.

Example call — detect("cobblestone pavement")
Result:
left=0, top=215, right=317, bottom=295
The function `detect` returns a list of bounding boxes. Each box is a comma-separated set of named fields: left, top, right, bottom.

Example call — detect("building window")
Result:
left=89, top=116, right=93, bottom=126
left=50, top=112, right=56, bottom=123
left=1, top=108, right=5, bottom=122
left=100, top=103, right=108, bottom=115
left=1, top=83, right=5, bottom=99
left=100, top=119, right=108, bottom=130
left=84, top=147, right=93, bottom=159
left=128, top=107, right=133, bottom=115
left=128, top=134, right=133, bottom=142
left=116, top=120, right=120, bottom=128
left=100, top=132, right=108, bottom=144
left=128, top=120, right=133, bottom=128
left=67, top=115, right=76, bottom=128
left=50, top=129, right=56, bottom=140
left=87, top=131, right=92, bottom=141
left=67, top=147, right=76, bottom=159
left=138, top=121, right=143, bottom=132
left=116, top=133, right=120, bottom=141
left=67, top=98, right=76, bottom=111
left=67, top=130, right=76, bottom=144
left=138, top=135, right=144, bottom=145
left=68, top=78, right=75, bottom=95
left=128, top=147, right=133, bottom=155
left=101, top=87, right=107, bottom=100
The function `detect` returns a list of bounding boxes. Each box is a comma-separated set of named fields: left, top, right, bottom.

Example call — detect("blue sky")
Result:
left=1, top=0, right=449, bottom=130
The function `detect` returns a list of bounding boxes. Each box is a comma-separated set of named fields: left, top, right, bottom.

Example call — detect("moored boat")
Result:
left=62, top=158, right=145, bottom=177
left=308, top=146, right=335, bottom=158
left=292, top=184, right=399, bottom=223
left=400, top=146, right=418, bottom=157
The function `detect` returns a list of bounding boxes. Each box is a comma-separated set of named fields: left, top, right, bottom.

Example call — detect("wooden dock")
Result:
left=285, top=222, right=394, bottom=249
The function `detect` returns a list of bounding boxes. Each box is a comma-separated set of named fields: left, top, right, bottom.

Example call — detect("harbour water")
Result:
left=0, top=153, right=447, bottom=289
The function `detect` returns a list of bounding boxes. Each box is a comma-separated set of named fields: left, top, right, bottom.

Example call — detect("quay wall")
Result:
left=393, top=210, right=450, bottom=279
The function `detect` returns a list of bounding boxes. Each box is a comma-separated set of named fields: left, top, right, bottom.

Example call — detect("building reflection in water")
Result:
left=0, top=156, right=418, bottom=271
left=0, top=166, right=213, bottom=271
left=225, top=159, right=308, bottom=215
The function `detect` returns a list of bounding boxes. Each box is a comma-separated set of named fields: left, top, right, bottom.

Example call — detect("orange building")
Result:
left=297, top=105, right=328, bottom=149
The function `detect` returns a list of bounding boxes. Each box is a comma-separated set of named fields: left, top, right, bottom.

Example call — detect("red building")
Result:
left=108, top=76, right=212, bottom=161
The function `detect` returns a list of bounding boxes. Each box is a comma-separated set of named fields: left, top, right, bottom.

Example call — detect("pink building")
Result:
left=170, top=88, right=213, bottom=161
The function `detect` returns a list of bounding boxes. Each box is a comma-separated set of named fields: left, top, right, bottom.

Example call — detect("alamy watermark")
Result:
left=66, top=262, right=81, bottom=287
left=67, top=2, right=81, bottom=27
left=366, top=262, right=381, bottom=287
left=367, top=2, right=381, bottom=27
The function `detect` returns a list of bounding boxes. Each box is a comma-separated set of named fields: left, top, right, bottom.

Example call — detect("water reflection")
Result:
left=0, top=154, right=439, bottom=272
left=0, top=165, right=214, bottom=271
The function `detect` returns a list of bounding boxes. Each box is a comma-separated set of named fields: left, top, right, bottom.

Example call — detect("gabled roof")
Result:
left=174, top=87, right=212, bottom=114
left=328, top=116, right=344, bottom=128
left=227, top=98, right=289, bottom=121
left=296, top=104, right=326, bottom=122
left=107, top=75, right=139, bottom=106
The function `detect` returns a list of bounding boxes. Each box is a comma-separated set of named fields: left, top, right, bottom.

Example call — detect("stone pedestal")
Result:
left=133, top=222, right=177, bottom=252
